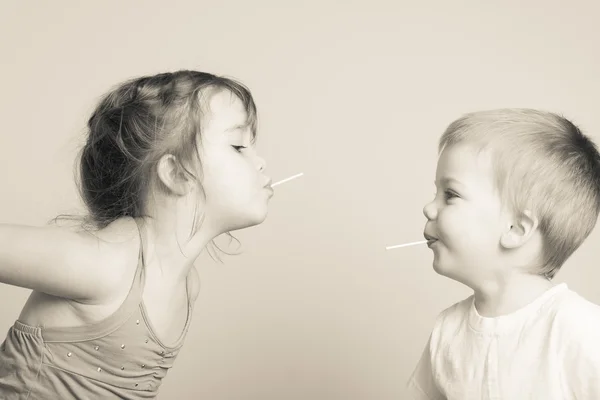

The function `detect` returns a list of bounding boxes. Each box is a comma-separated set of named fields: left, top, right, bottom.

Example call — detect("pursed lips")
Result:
left=263, top=179, right=274, bottom=195
left=423, top=233, right=438, bottom=247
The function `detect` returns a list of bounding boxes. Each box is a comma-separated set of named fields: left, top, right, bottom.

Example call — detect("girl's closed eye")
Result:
left=232, top=145, right=247, bottom=153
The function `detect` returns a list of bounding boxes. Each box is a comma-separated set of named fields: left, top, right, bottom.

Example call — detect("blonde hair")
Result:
left=439, top=109, right=600, bottom=278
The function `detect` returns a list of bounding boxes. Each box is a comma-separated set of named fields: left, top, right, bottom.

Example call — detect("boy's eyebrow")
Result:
left=436, top=177, right=465, bottom=188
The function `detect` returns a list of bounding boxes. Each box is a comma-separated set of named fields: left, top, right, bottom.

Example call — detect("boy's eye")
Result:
left=232, top=145, right=247, bottom=153
left=444, top=190, right=458, bottom=200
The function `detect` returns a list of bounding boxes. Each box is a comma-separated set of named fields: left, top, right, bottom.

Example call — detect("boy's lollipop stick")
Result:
left=272, top=172, right=304, bottom=187
left=385, top=240, right=428, bottom=250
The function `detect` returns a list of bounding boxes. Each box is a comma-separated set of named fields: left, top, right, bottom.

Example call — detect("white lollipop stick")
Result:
left=385, top=240, right=428, bottom=250
left=272, top=172, right=304, bottom=187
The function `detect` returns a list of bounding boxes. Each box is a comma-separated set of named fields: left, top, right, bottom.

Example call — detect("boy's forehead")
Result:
left=436, top=144, right=495, bottom=184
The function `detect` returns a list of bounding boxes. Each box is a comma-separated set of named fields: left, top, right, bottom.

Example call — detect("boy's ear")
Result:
left=157, top=154, right=192, bottom=196
left=500, top=209, right=539, bottom=249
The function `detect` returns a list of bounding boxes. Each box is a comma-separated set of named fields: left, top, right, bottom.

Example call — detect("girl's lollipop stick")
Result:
left=272, top=172, right=304, bottom=187
left=385, top=240, right=428, bottom=250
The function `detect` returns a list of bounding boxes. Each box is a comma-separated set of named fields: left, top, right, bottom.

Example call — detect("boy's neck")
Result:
left=473, top=271, right=556, bottom=318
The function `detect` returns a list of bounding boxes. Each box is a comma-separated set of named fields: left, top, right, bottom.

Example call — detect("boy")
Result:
left=408, top=109, right=600, bottom=399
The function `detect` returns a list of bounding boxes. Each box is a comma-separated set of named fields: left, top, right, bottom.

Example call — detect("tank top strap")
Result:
left=128, top=216, right=147, bottom=305
left=92, top=215, right=146, bottom=315
left=39, top=217, right=148, bottom=342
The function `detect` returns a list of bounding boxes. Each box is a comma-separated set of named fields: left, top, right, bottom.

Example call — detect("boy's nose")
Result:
left=423, top=200, right=437, bottom=220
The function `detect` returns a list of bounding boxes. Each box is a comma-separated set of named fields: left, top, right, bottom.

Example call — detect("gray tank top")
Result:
left=0, top=218, right=194, bottom=399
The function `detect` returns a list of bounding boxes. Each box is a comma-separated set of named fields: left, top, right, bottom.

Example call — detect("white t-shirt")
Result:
left=407, top=283, right=600, bottom=400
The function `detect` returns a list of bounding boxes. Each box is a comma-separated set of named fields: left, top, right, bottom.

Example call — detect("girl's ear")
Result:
left=156, top=154, right=192, bottom=196
left=500, top=209, right=539, bottom=249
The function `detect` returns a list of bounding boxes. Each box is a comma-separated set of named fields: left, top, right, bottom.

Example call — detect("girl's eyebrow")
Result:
left=225, top=123, right=249, bottom=132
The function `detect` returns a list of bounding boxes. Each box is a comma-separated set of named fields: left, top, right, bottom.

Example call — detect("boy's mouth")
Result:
left=423, top=233, right=438, bottom=247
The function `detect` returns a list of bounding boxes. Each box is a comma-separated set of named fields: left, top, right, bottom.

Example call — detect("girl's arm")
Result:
left=0, top=223, right=131, bottom=303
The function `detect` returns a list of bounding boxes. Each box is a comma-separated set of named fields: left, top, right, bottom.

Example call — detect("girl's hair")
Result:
left=439, top=108, right=600, bottom=279
left=59, top=70, right=258, bottom=258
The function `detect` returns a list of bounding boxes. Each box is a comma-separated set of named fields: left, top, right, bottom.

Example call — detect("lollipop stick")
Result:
left=272, top=172, right=304, bottom=187
left=385, top=240, right=428, bottom=250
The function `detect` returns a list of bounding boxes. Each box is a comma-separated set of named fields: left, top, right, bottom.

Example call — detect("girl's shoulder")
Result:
left=66, top=216, right=143, bottom=305
left=93, top=217, right=145, bottom=295
left=100, top=217, right=202, bottom=304
left=16, top=217, right=143, bottom=327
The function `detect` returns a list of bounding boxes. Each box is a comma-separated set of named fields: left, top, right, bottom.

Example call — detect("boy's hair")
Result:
left=439, top=109, right=600, bottom=278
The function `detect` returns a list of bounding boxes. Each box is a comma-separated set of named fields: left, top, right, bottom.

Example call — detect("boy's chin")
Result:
left=432, top=261, right=448, bottom=276
left=432, top=262, right=475, bottom=289
left=432, top=260, right=460, bottom=280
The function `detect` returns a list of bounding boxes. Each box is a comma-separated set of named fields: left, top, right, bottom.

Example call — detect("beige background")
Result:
left=1, top=1, right=599, bottom=399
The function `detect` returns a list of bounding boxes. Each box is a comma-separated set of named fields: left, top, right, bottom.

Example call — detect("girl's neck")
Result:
left=138, top=213, right=213, bottom=285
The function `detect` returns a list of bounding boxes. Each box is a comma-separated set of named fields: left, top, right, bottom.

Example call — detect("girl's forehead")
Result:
left=206, top=89, right=245, bottom=113
left=202, top=90, right=248, bottom=128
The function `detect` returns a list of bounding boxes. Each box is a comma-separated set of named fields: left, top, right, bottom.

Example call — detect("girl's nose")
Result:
left=255, top=154, right=266, bottom=172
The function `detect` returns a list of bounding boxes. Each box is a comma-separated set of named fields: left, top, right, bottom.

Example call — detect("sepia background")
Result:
left=1, top=1, right=599, bottom=399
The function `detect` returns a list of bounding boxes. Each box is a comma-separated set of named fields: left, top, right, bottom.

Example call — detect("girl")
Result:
left=0, top=70, right=273, bottom=399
